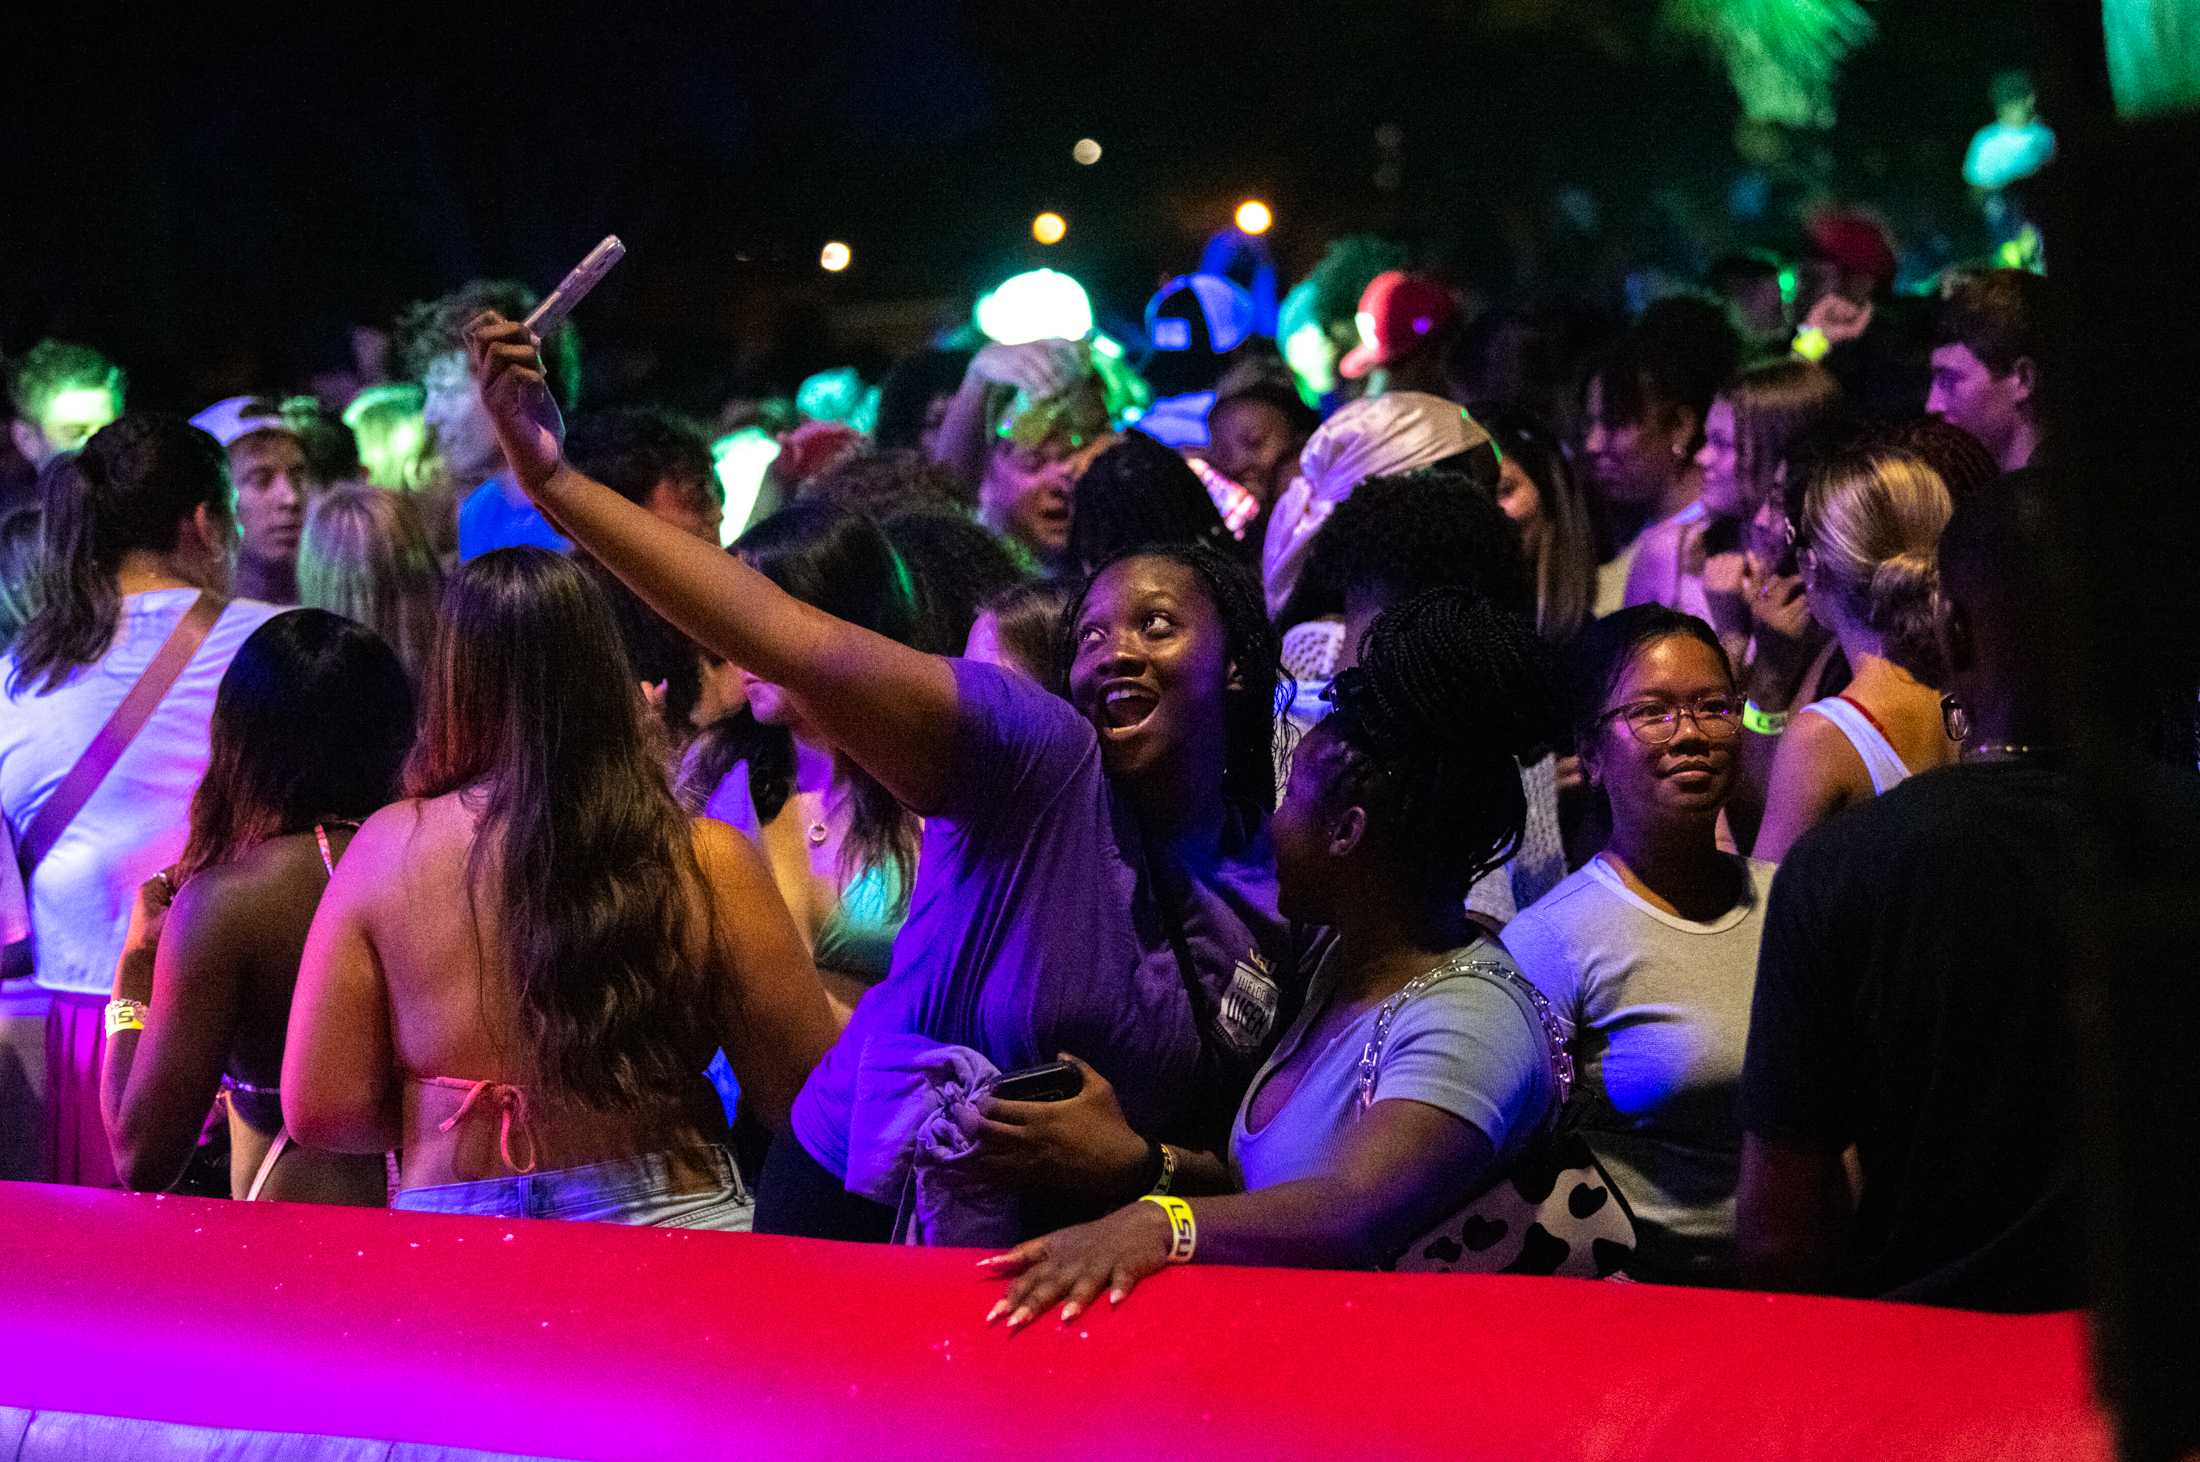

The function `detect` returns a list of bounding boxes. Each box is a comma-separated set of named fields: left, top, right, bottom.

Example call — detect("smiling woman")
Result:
left=1504, top=604, right=1773, bottom=1286
left=460, top=312, right=1301, bottom=1245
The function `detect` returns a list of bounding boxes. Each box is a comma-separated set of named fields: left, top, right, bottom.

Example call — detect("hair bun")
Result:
left=1866, top=551, right=1946, bottom=684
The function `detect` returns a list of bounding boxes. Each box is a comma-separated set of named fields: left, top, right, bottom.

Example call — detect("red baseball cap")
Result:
left=1802, top=208, right=1899, bottom=292
left=1338, top=271, right=1458, bottom=380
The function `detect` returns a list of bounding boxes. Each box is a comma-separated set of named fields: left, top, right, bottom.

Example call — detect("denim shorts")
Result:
left=391, top=1146, right=753, bottom=1230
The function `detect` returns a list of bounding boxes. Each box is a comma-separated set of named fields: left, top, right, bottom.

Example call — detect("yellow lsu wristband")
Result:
left=1140, top=1194, right=1197, bottom=1264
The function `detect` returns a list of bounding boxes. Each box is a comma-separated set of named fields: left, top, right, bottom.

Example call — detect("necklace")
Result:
left=1964, top=742, right=2058, bottom=763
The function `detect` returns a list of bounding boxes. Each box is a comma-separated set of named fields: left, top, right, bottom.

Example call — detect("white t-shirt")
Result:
left=1230, top=939, right=1550, bottom=1195
left=1505, top=854, right=1775, bottom=1284
left=1, top=591, right=280, bottom=994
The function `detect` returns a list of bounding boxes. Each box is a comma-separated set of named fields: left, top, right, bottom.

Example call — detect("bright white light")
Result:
left=1072, top=138, right=1102, bottom=166
left=711, top=427, right=781, bottom=543
left=819, top=241, right=852, bottom=272
left=975, top=269, right=1094, bottom=345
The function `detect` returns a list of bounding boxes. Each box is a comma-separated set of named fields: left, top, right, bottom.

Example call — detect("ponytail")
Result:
left=9, top=415, right=229, bottom=695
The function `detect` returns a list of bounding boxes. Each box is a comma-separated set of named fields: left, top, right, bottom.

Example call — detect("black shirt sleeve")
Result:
left=1740, top=827, right=1858, bottom=1149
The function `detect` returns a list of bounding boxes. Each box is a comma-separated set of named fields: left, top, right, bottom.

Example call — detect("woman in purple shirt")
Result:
left=465, top=315, right=1297, bottom=1240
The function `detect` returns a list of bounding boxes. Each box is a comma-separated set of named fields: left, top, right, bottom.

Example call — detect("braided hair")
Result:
left=1323, top=587, right=1558, bottom=900
left=1059, top=540, right=1290, bottom=829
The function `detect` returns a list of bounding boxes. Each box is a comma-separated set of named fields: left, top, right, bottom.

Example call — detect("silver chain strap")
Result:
left=1355, top=953, right=1574, bottom=1113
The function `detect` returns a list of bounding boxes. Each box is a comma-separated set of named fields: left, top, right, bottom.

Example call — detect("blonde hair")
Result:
left=297, top=486, right=443, bottom=684
left=1799, top=445, right=1953, bottom=682
left=341, top=383, right=437, bottom=493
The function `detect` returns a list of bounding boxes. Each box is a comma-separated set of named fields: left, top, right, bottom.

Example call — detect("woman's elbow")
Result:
left=109, top=1130, right=188, bottom=1193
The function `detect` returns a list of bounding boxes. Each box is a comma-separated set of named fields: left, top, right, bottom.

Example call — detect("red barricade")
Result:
left=0, top=1181, right=2111, bottom=1461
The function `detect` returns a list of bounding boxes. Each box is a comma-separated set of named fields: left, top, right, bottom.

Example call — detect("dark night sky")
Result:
left=2, top=1, right=2035, bottom=408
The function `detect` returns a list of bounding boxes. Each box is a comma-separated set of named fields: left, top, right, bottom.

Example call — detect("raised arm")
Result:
left=466, top=314, right=962, bottom=815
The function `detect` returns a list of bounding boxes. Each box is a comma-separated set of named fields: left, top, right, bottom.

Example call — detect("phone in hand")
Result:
left=989, top=1061, right=1084, bottom=1103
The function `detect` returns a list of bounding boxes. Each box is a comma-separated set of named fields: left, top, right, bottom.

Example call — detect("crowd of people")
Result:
left=0, top=202, right=2161, bottom=1325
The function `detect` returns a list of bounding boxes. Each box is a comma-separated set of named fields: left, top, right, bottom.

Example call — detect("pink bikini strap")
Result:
left=423, top=1076, right=539, bottom=1175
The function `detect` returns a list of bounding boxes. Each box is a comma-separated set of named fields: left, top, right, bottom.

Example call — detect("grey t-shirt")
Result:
left=1230, top=940, right=1552, bottom=1196
left=1505, top=855, right=1775, bottom=1285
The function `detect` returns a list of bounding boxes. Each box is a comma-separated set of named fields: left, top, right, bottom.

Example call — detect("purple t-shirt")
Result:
left=790, top=658, right=1289, bottom=1179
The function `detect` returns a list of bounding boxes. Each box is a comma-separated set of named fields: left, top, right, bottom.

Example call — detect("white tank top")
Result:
left=1802, top=695, right=1912, bottom=795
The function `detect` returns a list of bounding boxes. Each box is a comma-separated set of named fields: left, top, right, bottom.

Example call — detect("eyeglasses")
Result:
left=1598, top=695, right=1741, bottom=744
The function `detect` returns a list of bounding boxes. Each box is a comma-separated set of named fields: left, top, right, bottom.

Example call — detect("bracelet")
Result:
left=1742, top=700, right=1790, bottom=736
left=104, top=998, right=148, bottom=1038
left=1147, top=1141, right=1179, bottom=1197
left=1139, top=1194, right=1197, bottom=1264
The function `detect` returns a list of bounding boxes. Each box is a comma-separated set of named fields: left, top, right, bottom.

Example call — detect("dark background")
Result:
left=1, top=2, right=2034, bottom=411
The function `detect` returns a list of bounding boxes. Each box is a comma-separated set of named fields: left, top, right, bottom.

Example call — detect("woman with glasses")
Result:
left=1505, top=605, right=1774, bottom=1285
left=1750, top=445, right=1956, bottom=863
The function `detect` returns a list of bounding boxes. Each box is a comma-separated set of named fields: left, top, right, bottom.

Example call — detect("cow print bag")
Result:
left=1363, top=958, right=1637, bottom=1279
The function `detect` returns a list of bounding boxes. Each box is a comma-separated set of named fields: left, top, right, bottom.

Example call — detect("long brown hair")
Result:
left=1722, top=358, right=1847, bottom=513
left=405, top=549, right=713, bottom=1113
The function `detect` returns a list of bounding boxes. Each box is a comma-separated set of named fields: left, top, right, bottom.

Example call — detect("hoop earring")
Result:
left=1940, top=694, right=1971, bottom=744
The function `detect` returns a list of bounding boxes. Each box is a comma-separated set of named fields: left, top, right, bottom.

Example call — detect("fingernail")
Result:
left=1007, top=1306, right=1032, bottom=1329
left=975, top=1255, right=1000, bottom=1267
left=1109, top=1289, right=1126, bottom=1304
left=985, top=1300, right=1009, bottom=1324
left=1060, top=1302, right=1082, bottom=1322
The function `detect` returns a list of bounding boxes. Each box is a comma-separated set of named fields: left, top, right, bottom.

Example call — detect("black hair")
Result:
left=808, top=448, right=973, bottom=517
left=977, top=578, right=1075, bottom=686
left=580, top=557, right=706, bottom=736
left=1068, top=431, right=1235, bottom=573
left=565, top=406, right=717, bottom=510
left=1290, top=469, right=1532, bottom=628
left=874, top=349, right=974, bottom=453
left=880, top=504, right=1028, bottom=655
left=1877, top=416, right=2001, bottom=504
left=1585, top=295, right=1743, bottom=448
left=393, top=279, right=581, bottom=411
left=8, top=340, right=123, bottom=425
left=175, top=609, right=414, bottom=883
left=0, top=505, right=44, bottom=652
left=1060, top=541, right=1289, bottom=829
left=1936, top=269, right=2049, bottom=377
left=1212, top=363, right=1319, bottom=438
left=1568, top=604, right=1734, bottom=751
left=1708, top=251, right=1788, bottom=293
left=1323, top=587, right=1556, bottom=899
left=683, top=499, right=921, bottom=908
left=1485, top=409, right=1598, bottom=646
left=10, top=415, right=231, bottom=696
